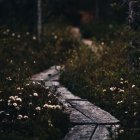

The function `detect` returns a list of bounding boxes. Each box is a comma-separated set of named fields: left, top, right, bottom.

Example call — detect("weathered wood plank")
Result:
left=63, top=125, right=95, bottom=140
left=68, top=100, right=119, bottom=124
left=44, top=81, right=60, bottom=87
left=57, top=87, right=81, bottom=100
left=31, top=66, right=120, bottom=140
left=31, top=66, right=61, bottom=81
left=69, top=107, right=93, bottom=124
left=91, top=125, right=110, bottom=140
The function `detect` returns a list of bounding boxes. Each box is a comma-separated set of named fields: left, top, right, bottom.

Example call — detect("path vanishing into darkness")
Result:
left=31, top=66, right=120, bottom=140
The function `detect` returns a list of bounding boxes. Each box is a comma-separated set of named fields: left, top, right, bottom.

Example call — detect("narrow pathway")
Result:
left=68, top=26, right=103, bottom=55
left=31, top=66, right=120, bottom=140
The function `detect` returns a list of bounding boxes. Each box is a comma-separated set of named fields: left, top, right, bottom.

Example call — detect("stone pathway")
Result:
left=31, top=66, right=120, bottom=140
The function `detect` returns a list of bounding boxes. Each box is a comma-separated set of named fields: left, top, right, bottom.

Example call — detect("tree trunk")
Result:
left=37, top=0, right=42, bottom=43
left=95, top=0, right=99, bottom=21
left=128, top=0, right=139, bottom=30
left=128, top=0, right=140, bottom=68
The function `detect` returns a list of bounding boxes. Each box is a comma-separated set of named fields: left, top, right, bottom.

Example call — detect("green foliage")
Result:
left=80, top=22, right=127, bottom=41
left=0, top=27, right=72, bottom=140
left=60, top=26, right=140, bottom=139
left=0, top=81, right=70, bottom=140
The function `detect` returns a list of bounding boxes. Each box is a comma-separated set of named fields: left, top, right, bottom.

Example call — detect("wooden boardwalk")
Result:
left=31, top=66, right=120, bottom=140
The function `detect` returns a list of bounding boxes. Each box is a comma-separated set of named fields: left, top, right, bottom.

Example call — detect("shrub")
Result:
left=0, top=27, right=71, bottom=140
left=60, top=26, right=140, bottom=139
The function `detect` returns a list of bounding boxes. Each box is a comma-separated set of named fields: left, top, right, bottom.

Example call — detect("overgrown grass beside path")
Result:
left=60, top=25, right=140, bottom=140
left=0, top=26, right=80, bottom=140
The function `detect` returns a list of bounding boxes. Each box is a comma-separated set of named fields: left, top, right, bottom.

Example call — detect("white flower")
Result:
left=134, top=112, right=137, bottom=116
left=101, top=42, right=104, bottom=45
left=43, top=104, right=49, bottom=108
left=55, top=105, right=61, bottom=109
left=54, top=35, right=58, bottom=39
left=13, top=103, right=17, bottom=107
left=36, top=82, right=41, bottom=85
left=48, top=92, right=52, bottom=97
left=10, top=60, right=13, bottom=63
left=9, top=96, right=15, bottom=101
left=33, top=93, right=38, bottom=97
left=8, top=100, right=11, bottom=103
left=6, top=29, right=10, bottom=33
left=26, top=32, right=30, bottom=35
left=32, top=36, right=36, bottom=40
left=110, top=40, right=114, bottom=44
left=35, top=106, right=41, bottom=111
left=119, top=129, right=124, bottom=134
left=124, top=80, right=128, bottom=83
left=110, top=87, right=116, bottom=91
left=17, top=87, right=21, bottom=90
left=43, top=104, right=61, bottom=109
left=32, top=81, right=36, bottom=84
left=17, top=115, right=23, bottom=120
left=103, top=89, right=107, bottom=92
left=16, top=98, right=22, bottom=102
left=6, top=113, right=10, bottom=116
left=0, top=111, right=5, bottom=114
left=29, top=102, right=32, bottom=105
left=23, top=115, right=29, bottom=119
left=25, top=83, right=30, bottom=86
left=46, top=86, right=49, bottom=89
left=48, top=120, right=53, bottom=127
left=12, top=33, right=15, bottom=37
left=120, top=81, right=123, bottom=84
left=132, top=85, right=135, bottom=88
left=43, top=104, right=54, bottom=108
left=8, top=102, right=11, bottom=106
left=43, top=104, right=54, bottom=109
left=117, top=100, right=123, bottom=104
left=109, top=24, right=113, bottom=29
left=15, top=96, right=18, bottom=99
left=118, top=88, right=125, bottom=93
left=120, top=78, right=123, bottom=81
left=17, top=34, right=21, bottom=38
left=15, top=107, right=20, bottom=110
left=6, top=77, right=12, bottom=81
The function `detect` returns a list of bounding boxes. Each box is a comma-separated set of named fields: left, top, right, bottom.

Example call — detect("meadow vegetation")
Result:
left=0, top=26, right=75, bottom=140
left=0, top=18, right=140, bottom=140
left=60, top=24, right=140, bottom=139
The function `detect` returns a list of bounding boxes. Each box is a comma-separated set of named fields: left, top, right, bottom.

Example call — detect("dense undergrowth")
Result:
left=0, top=25, right=80, bottom=139
left=1, top=21, right=140, bottom=139
left=60, top=25, right=140, bottom=139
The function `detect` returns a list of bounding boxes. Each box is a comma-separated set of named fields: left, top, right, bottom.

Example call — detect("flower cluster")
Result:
left=8, top=96, right=22, bottom=109
left=43, top=104, right=61, bottom=109
left=17, top=114, right=29, bottom=120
